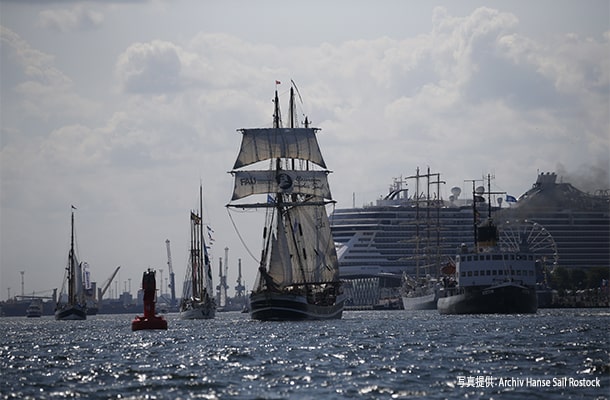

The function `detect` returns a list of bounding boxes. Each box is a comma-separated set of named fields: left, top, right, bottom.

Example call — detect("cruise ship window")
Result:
left=493, top=270, right=497, bottom=275
left=467, top=271, right=472, bottom=277
left=474, top=271, right=479, bottom=276
left=486, top=270, right=491, bottom=276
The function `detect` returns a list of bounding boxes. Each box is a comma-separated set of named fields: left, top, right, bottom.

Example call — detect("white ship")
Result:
left=436, top=177, right=538, bottom=314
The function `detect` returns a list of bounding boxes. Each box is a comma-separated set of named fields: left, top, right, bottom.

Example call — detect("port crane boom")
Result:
left=98, top=266, right=120, bottom=302
left=166, top=239, right=177, bottom=308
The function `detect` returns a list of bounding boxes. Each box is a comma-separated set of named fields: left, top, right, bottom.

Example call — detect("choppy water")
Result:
left=1, top=309, right=608, bottom=399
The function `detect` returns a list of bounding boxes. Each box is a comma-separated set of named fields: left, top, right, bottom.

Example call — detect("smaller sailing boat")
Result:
left=132, top=268, right=168, bottom=330
left=179, top=185, right=216, bottom=319
left=55, top=206, right=87, bottom=320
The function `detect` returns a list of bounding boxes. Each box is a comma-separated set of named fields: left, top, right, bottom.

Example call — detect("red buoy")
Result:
left=132, top=268, right=168, bottom=331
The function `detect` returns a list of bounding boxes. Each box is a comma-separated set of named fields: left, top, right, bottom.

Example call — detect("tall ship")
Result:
left=400, top=167, right=445, bottom=311
left=55, top=207, right=87, bottom=320
left=180, top=185, right=216, bottom=319
left=436, top=177, right=538, bottom=314
left=227, top=84, right=344, bottom=320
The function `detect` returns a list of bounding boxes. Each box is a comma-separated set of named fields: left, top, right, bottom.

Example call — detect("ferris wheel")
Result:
left=498, top=219, right=559, bottom=269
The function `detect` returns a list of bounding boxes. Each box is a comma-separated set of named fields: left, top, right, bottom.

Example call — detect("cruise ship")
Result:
left=498, top=172, right=610, bottom=270
left=330, top=171, right=609, bottom=308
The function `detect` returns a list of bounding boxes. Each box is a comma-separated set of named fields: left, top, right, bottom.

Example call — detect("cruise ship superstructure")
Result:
left=330, top=171, right=609, bottom=308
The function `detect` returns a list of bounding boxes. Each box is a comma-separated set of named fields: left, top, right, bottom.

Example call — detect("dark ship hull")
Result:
left=250, top=291, right=344, bottom=321
left=437, top=283, right=537, bottom=315
left=55, top=305, right=87, bottom=320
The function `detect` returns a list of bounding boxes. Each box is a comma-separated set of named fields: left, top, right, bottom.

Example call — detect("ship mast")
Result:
left=199, top=183, right=204, bottom=298
left=68, top=209, right=75, bottom=304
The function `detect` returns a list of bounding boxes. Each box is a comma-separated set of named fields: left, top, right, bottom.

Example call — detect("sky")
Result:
left=1, top=0, right=609, bottom=301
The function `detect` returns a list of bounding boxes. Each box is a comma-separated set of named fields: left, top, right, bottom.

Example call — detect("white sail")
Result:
left=282, top=202, right=339, bottom=285
left=231, top=170, right=332, bottom=200
left=75, top=260, right=84, bottom=304
left=227, top=86, right=344, bottom=320
left=233, top=128, right=327, bottom=169
left=266, top=227, right=292, bottom=287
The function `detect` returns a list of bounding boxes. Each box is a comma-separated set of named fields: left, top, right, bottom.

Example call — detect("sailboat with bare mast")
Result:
left=55, top=206, right=87, bottom=320
left=227, top=82, right=344, bottom=320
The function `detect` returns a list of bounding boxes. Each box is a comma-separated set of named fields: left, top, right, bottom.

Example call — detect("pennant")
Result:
left=190, top=212, right=201, bottom=224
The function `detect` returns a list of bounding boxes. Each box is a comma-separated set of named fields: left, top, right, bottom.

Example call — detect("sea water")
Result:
left=1, top=309, right=608, bottom=399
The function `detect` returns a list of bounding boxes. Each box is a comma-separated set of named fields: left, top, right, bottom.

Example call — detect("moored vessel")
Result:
left=437, top=177, right=538, bottom=314
left=227, top=82, right=344, bottom=321
left=55, top=206, right=87, bottom=320
left=26, top=299, right=43, bottom=318
left=400, top=167, right=446, bottom=310
left=401, top=275, right=441, bottom=310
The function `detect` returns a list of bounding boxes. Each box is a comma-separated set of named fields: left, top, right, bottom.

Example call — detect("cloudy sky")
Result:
left=1, top=0, right=608, bottom=301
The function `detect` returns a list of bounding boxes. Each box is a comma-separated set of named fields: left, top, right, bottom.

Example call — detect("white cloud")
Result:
left=38, top=6, right=104, bottom=33
left=116, top=41, right=185, bottom=93
left=1, top=3, right=608, bottom=297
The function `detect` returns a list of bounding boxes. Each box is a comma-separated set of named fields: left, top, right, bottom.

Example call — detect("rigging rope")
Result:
left=226, top=208, right=260, bottom=264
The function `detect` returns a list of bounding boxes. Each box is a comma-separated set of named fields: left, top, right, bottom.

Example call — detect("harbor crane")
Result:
left=216, top=247, right=229, bottom=308
left=98, top=266, right=120, bottom=303
left=166, top=239, right=177, bottom=308
left=235, top=258, right=245, bottom=298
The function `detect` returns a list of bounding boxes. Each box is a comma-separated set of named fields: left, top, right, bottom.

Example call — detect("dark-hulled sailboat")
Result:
left=227, top=83, right=344, bottom=320
left=180, top=185, right=216, bottom=319
left=55, top=206, right=87, bottom=320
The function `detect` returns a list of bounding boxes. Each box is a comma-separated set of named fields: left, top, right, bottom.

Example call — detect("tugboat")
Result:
left=437, top=176, right=538, bottom=314
left=132, top=269, right=168, bottom=331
